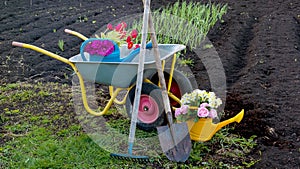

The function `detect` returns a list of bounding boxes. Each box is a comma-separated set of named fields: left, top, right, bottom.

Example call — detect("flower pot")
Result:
left=80, top=38, right=121, bottom=62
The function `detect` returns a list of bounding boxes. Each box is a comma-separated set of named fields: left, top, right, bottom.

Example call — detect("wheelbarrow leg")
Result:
left=72, top=71, right=123, bottom=116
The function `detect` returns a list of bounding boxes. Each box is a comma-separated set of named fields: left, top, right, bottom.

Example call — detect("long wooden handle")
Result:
left=128, top=0, right=150, bottom=154
left=146, top=7, right=173, bottom=125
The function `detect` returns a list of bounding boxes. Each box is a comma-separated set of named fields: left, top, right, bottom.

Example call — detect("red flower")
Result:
left=131, top=29, right=138, bottom=39
left=126, top=36, right=131, bottom=43
left=127, top=41, right=133, bottom=49
left=134, top=44, right=140, bottom=49
left=107, top=23, right=113, bottom=30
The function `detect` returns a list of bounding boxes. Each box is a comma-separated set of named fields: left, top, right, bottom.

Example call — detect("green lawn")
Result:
left=0, top=82, right=258, bottom=168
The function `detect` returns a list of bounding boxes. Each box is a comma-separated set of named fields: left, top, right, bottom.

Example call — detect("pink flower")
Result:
left=209, top=109, right=218, bottom=118
left=107, top=23, right=113, bottom=30
left=181, top=105, right=189, bottom=114
left=115, top=23, right=123, bottom=32
left=175, top=105, right=189, bottom=118
left=131, top=29, right=138, bottom=38
left=121, top=22, right=127, bottom=29
left=200, top=103, right=209, bottom=108
left=175, top=108, right=181, bottom=117
left=115, top=22, right=127, bottom=32
left=85, top=40, right=114, bottom=56
left=197, top=107, right=209, bottom=118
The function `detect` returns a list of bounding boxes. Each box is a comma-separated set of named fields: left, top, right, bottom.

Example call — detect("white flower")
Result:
left=196, top=90, right=206, bottom=97
left=216, top=98, right=222, bottom=107
left=208, top=92, right=216, bottom=99
left=180, top=90, right=222, bottom=111
left=209, top=101, right=216, bottom=108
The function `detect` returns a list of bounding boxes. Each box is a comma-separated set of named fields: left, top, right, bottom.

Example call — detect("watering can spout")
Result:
left=214, top=109, right=244, bottom=133
left=187, top=109, right=244, bottom=142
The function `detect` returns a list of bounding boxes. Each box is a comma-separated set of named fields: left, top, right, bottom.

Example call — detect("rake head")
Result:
left=110, top=153, right=149, bottom=163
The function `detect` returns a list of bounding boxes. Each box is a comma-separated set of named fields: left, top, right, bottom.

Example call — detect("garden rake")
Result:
left=110, top=0, right=151, bottom=162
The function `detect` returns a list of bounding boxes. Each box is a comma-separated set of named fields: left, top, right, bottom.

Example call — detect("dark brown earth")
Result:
left=1, top=0, right=299, bottom=168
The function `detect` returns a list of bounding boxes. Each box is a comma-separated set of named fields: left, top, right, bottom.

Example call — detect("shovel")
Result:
left=142, top=0, right=192, bottom=162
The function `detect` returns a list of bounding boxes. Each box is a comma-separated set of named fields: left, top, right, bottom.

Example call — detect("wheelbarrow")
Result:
left=12, top=29, right=244, bottom=156
left=12, top=29, right=193, bottom=131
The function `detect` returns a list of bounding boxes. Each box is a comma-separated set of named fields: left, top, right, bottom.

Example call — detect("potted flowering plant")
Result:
left=80, top=22, right=139, bottom=62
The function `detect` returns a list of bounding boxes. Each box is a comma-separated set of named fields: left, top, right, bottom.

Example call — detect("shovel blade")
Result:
left=157, top=123, right=191, bottom=162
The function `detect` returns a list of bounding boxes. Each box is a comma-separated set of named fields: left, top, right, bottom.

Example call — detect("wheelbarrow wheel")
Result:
left=150, top=69, right=193, bottom=107
left=126, top=82, right=165, bottom=131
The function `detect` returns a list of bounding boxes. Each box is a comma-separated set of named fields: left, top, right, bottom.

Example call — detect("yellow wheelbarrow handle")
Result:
left=12, top=41, right=113, bottom=116
left=12, top=41, right=74, bottom=67
left=64, top=29, right=88, bottom=41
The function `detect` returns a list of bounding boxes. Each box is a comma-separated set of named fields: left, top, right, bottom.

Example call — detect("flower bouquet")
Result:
left=175, top=89, right=223, bottom=141
left=175, top=89, right=222, bottom=122
left=97, top=22, right=139, bottom=50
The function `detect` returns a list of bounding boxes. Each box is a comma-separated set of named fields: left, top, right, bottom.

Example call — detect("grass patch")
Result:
left=131, top=1, right=227, bottom=49
left=1, top=127, right=131, bottom=168
left=1, top=125, right=258, bottom=168
left=0, top=82, right=258, bottom=168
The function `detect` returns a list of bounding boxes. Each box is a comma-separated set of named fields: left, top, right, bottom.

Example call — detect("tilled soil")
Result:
left=208, top=0, right=300, bottom=167
left=1, top=0, right=299, bottom=168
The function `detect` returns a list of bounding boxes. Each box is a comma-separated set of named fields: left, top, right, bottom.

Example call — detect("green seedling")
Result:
left=203, top=44, right=214, bottom=49
left=178, top=58, right=194, bottom=67
left=78, top=16, right=88, bottom=23
left=58, top=39, right=64, bottom=52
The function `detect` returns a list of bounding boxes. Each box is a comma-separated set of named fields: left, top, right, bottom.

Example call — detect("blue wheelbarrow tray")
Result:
left=69, top=44, right=186, bottom=88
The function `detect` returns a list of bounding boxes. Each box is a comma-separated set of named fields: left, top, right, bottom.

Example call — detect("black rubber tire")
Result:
left=150, top=69, right=193, bottom=107
left=125, top=82, right=165, bottom=131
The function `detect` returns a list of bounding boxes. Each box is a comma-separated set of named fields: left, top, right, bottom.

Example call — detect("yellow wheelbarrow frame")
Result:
left=12, top=29, right=184, bottom=116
